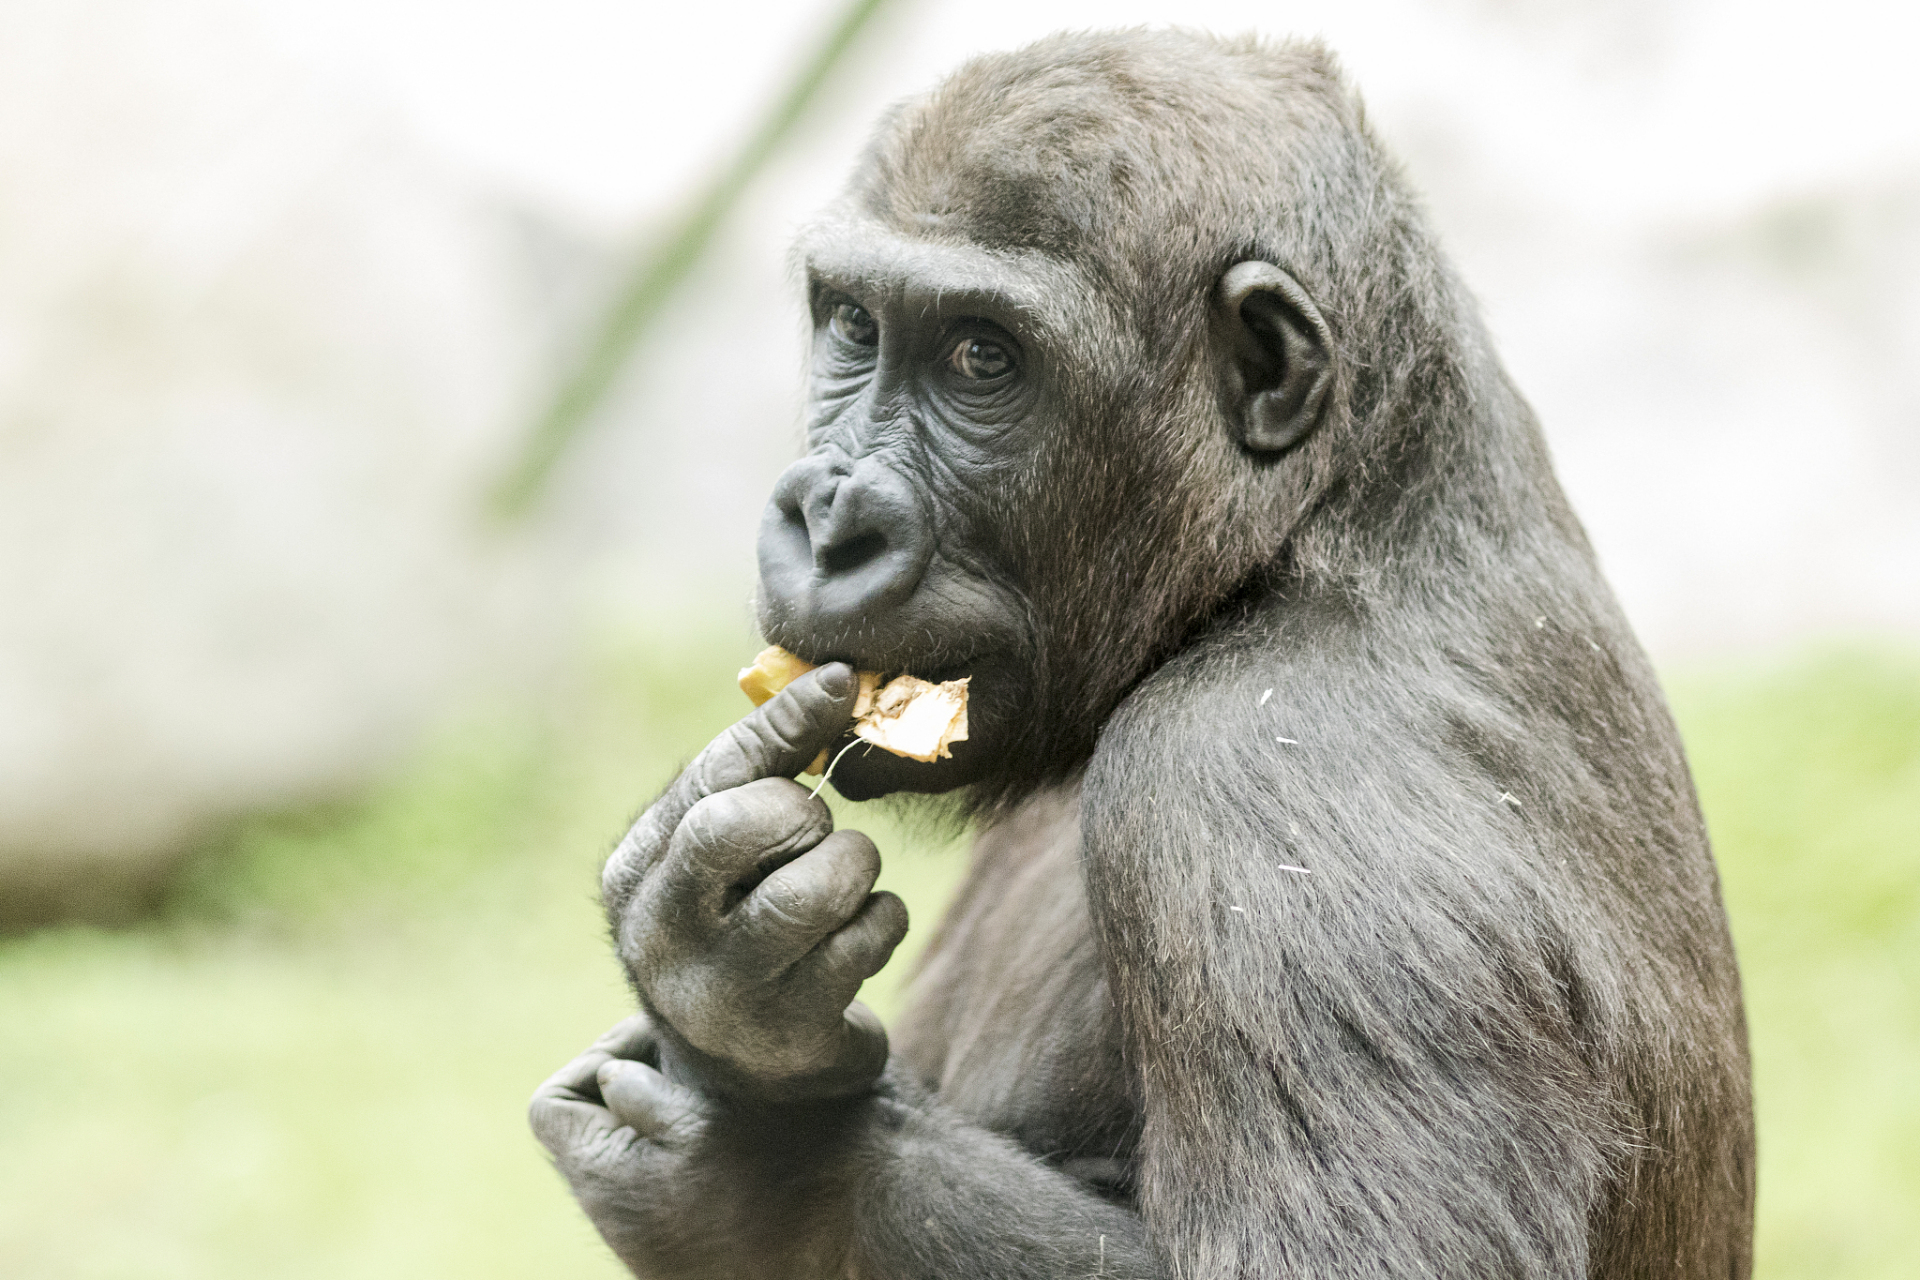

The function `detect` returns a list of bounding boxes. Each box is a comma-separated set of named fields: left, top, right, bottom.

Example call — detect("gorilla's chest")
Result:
left=887, top=787, right=1138, bottom=1168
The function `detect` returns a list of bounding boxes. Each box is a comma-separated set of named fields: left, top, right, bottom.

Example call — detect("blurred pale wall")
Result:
left=3, top=0, right=1917, bottom=916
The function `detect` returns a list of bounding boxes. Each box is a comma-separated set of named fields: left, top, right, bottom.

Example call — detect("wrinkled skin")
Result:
left=591, top=664, right=907, bottom=1104
left=529, top=1016, right=716, bottom=1275
left=751, top=234, right=1061, bottom=801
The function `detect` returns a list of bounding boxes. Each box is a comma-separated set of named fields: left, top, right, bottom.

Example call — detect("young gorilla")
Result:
left=530, top=30, right=1754, bottom=1280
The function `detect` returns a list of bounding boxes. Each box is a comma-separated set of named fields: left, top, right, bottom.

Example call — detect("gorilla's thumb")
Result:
left=597, top=1059, right=703, bottom=1141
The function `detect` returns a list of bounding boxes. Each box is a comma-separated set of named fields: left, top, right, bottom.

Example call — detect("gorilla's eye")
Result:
left=829, top=301, right=878, bottom=346
left=948, top=337, right=1013, bottom=381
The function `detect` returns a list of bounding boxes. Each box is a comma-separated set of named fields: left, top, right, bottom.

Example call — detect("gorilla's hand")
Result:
left=532, top=1014, right=882, bottom=1280
left=529, top=1015, right=716, bottom=1275
left=600, top=664, right=910, bottom=1103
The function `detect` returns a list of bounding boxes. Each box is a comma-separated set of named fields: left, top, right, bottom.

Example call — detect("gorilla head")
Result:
left=753, top=39, right=1414, bottom=804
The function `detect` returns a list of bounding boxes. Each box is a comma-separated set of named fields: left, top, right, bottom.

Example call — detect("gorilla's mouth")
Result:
left=804, top=652, right=1017, bottom=800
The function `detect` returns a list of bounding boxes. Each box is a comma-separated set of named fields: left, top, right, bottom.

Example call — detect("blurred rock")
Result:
left=0, top=3, right=606, bottom=926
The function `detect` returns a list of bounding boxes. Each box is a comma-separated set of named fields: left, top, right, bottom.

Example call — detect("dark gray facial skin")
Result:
left=753, top=224, right=1072, bottom=799
left=534, top=29, right=1753, bottom=1280
left=754, top=214, right=1335, bottom=802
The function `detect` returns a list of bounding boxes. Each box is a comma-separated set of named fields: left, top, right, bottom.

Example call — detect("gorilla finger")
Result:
left=732, top=830, right=884, bottom=963
left=529, top=1088, right=620, bottom=1158
left=642, top=778, right=834, bottom=923
left=536, top=1045, right=616, bottom=1102
left=601, top=800, right=679, bottom=911
left=804, top=890, right=910, bottom=992
left=668, top=665, right=860, bottom=830
left=592, top=1012, right=660, bottom=1064
left=597, top=1059, right=706, bottom=1142
left=601, top=666, right=855, bottom=908
left=701, top=662, right=860, bottom=787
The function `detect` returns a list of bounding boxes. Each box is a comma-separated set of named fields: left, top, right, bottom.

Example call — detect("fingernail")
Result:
left=816, top=663, right=854, bottom=697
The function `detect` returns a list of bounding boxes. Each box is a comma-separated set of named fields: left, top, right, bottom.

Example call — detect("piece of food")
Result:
left=737, top=646, right=823, bottom=709
left=851, top=673, right=970, bottom=763
left=735, top=646, right=968, bottom=772
left=739, top=647, right=882, bottom=716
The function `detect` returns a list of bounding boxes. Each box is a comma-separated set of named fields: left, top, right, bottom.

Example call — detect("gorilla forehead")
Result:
left=846, top=30, right=1353, bottom=268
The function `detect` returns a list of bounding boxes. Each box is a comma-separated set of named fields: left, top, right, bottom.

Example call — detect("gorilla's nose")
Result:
left=757, top=453, right=935, bottom=636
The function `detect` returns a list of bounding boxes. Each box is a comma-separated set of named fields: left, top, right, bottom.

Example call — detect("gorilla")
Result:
left=530, top=30, right=1754, bottom=1280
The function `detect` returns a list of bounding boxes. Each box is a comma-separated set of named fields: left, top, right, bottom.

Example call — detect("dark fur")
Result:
left=568, top=29, right=1753, bottom=1279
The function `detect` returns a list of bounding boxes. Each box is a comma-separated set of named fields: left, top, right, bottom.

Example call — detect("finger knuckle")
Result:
left=615, top=887, right=666, bottom=953
left=682, top=788, right=769, bottom=850
left=684, top=786, right=826, bottom=865
left=702, top=723, right=770, bottom=788
left=770, top=878, right=838, bottom=930
left=736, top=890, right=813, bottom=947
left=744, top=709, right=807, bottom=756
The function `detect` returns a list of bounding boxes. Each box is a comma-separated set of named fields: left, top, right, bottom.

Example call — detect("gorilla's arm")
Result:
left=532, top=1018, right=1156, bottom=1280
left=844, top=1081, right=1155, bottom=1280
left=1082, top=620, right=1626, bottom=1279
left=532, top=664, right=1159, bottom=1279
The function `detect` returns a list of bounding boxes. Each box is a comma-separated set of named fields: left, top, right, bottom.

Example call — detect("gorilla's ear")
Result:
left=1217, top=261, right=1333, bottom=454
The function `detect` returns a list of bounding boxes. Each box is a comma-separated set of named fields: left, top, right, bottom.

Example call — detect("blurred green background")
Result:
left=2, top=642, right=1914, bottom=1279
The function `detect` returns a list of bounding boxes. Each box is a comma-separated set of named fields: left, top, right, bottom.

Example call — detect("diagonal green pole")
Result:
left=491, top=0, right=902, bottom=519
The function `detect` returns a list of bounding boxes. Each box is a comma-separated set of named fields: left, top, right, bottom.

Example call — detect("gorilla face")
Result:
left=755, top=213, right=1334, bottom=803
left=755, top=224, right=1053, bottom=799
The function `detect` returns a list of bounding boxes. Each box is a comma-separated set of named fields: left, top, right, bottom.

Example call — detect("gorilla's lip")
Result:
left=759, top=581, right=1027, bottom=694
left=780, top=646, right=981, bottom=691
left=882, top=661, right=973, bottom=687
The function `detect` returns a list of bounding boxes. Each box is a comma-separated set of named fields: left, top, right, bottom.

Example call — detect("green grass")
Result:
left=1669, top=652, right=1920, bottom=1278
left=0, top=642, right=1912, bottom=1278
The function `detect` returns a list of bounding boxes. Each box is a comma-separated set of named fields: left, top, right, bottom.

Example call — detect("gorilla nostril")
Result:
left=820, top=529, right=888, bottom=576
left=758, top=454, right=934, bottom=625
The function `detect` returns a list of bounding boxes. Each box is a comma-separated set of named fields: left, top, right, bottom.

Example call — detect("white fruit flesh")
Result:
left=735, top=647, right=968, bottom=771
